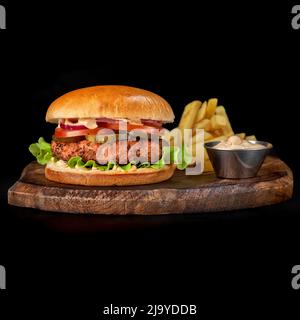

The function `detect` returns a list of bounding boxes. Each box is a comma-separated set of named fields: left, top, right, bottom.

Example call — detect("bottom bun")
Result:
left=45, top=162, right=176, bottom=186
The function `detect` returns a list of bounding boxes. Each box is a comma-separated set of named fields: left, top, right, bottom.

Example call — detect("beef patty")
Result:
left=51, top=139, right=163, bottom=164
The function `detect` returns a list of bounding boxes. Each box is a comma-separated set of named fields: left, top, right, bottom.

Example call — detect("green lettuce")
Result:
left=67, top=156, right=113, bottom=171
left=137, top=162, right=151, bottom=169
left=119, top=163, right=132, bottom=171
left=150, top=157, right=165, bottom=169
left=29, top=137, right=53, bottom=165
left=162, top=145, right=192, bottom=170
left=134, top=145, right=192, bottom=170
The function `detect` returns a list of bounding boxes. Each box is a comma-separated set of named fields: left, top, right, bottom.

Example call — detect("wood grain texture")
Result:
left=8, top=156, right=293, bottom=215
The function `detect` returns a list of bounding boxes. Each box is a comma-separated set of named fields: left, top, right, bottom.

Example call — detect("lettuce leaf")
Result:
left=67, top=156, right=113, bottom=171
left=150, top=158, right=165, bottom=169
left=162, top=145, right=192, bottom=170
left=175, top=145, right=193, bottom=170
left=67, top=156, right=84, bottom=168
left=29, top=137, right=53, bottom=165
left=137, top=162, right=151, bottom=169
left=119, top=163, right=132, bottom=171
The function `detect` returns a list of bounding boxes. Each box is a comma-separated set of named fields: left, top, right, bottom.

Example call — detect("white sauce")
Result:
left=213, top=135, right=266, bottom=150
left=64, top=118, right=98, bottom=129
left=55, top=160, right=67, bottom=167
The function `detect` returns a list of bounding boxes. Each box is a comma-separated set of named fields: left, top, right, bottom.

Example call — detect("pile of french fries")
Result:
left=178, top=99, right=256, bottom=172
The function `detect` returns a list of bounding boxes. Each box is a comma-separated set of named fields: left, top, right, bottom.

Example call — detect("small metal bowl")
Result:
left=205, top=141, right=273, bottom=179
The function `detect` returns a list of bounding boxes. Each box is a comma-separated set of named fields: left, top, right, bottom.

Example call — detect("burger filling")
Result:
left=29, top=118, right=192, bottom=171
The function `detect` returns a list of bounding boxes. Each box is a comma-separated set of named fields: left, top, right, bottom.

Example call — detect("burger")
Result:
left=29, top=85, right=190, bottom=186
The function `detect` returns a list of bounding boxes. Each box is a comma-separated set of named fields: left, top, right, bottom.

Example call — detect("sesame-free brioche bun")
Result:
left=45, top=162, right=176, bottom=186
left=46, top=85, right=174, bottom=123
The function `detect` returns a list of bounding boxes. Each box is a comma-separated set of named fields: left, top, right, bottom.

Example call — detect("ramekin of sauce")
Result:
left=205, top=135, right=273, bottom=179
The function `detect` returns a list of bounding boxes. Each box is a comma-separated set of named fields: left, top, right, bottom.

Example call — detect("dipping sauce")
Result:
left=213, top=135, right=266, bottom=150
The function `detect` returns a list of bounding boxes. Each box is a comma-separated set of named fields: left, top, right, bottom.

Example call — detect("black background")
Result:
left=0, top=1, right=299, bottom=319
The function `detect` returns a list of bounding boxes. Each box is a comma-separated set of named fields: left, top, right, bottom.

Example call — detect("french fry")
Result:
left=191, top=130, right=204, bottom=158
left=236, top=133, right=246, bottom=139
left=246, top=135, right=257, bottom=141
left=177, top=97, right=257, bottom=175
left=193, top=119, right=212, bottom=131
left=213, top=130, right=222, bottom=136
left=192, top=147, right=197, bottom=158
left=206, top=98, right=218, bottom=118
left=204, top=148, right=209, bottom=160
left=179, top=100, right=201, bottom=132
left=204, top=160, right=214, bottom=172
left=215, top=106, right=234, bottom=136
left=204, top=131, right=214, bottom=141
left=191, top=143, right=204, bottom=158
left=194, top=101, right=206, bottom=123
left=191, top=131, right=204, bottom=145
left=211, top=115, right=227, bottom=130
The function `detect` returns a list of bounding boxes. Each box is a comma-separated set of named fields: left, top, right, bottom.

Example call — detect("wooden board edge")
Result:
left=7, top=169, right=293, bottom=215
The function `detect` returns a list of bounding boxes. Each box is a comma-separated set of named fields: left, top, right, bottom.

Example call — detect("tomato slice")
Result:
left=141, top=119, right=163, bottom=128
left=54, top=127, right=100, bottom=138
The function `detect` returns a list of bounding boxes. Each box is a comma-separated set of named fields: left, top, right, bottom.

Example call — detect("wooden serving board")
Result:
left=8, top=156, right=293, bottom=215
